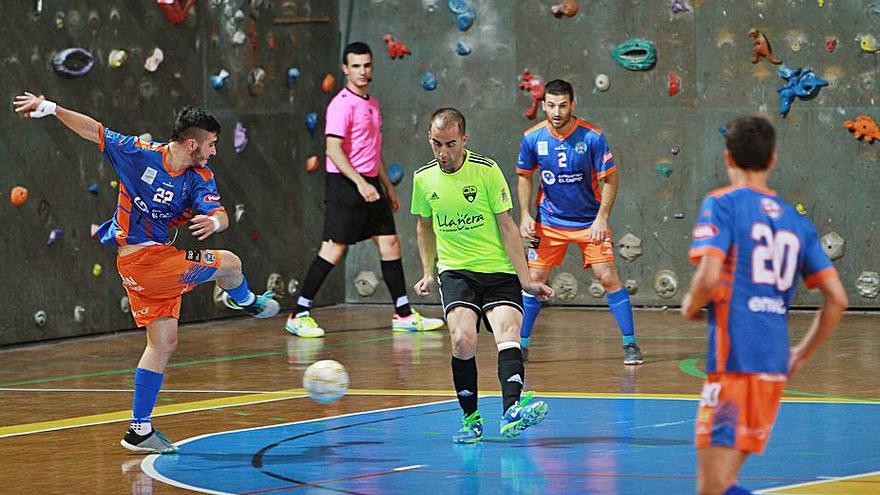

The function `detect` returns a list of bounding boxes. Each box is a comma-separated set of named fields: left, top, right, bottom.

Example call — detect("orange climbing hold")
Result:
left=321, top=74, right=336, bottom=94
left=10, top=186, right=28, bottom=207
left=551, top=0, right=579, bottom=18
left=749, top=28, right=782, bottom=65
left=306, top=155, right=320, bottom=172
left=844, top=115, right=880, bottom=143
left=382, top=34, right=412, bottom=59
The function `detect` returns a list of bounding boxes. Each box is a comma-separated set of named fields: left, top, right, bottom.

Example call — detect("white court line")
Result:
left=141, top=399, right=456, bottom=495
left=754, top=469, right=880, bottom=494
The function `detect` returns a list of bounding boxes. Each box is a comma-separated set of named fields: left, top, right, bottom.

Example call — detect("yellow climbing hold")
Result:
left=795, top=203, right=807, bottom=215
left=92, top=263, right=103, bottom=277
left=818, top=0, right=824, bottom=7
left=110, top=180, right=118, bottom=189
left=861, top=34, right=879, bottom=53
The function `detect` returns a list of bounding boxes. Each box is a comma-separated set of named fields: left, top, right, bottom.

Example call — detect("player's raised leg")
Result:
left=447, top=306, right=482, bottom=444
left=214, top=250, right=280, bottom=318
left=592, top=260, right=642, bottom=365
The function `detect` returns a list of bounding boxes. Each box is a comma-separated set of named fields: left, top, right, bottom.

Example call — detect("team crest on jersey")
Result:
left=462, top=186, right=477, bottom=203
left=692, top=224, right=719, bottom=240
left=537, top=141, right=549, bottom=156
left=203, top=252, right=216, bottom=264
left=575, top=141, right=587, bottom=154
left=760, top=198, right=782, bottom=219
left=541, top=170, right=556, bottom=185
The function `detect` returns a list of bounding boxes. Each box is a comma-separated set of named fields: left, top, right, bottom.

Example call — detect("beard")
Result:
left=189, top=147, right=209, bottom=166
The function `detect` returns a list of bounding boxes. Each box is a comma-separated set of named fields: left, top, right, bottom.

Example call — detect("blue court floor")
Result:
left=142, top=396, right=880, bottom=495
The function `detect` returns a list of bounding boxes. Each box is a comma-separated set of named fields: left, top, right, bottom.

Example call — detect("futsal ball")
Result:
left=303, top=360, right=349, bottom=404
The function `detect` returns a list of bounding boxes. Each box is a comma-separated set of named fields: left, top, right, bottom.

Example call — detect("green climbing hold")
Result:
left=611, top=38, right=657, bottom=71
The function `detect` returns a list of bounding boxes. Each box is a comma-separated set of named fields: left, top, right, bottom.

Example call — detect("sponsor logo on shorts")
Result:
left=760, top=198, right=782, bottom=219
left=692, top=224, right=719, bottom=240
left=575, top=141, right=587, bottom=154
left=204, top=194, right=221, bottom=203
left=748, top=296, right=787, bottom=315
left=203, top=252, right=216, bottom=264
left=462, top=186, right=477, bottom=203
left=133, top=307, right=151, bottom=317
left=185, top=250, right=201, bottom=262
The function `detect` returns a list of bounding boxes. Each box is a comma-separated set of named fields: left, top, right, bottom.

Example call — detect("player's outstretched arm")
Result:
left=13, top=92, right=101, bottom=144
left=497, top=211, right=554, bottom=298
left=413, top=216, right=437, bottom=296
left=681, top=255, right=723, bottom=320
left=788, top=275, right=848, bottom=377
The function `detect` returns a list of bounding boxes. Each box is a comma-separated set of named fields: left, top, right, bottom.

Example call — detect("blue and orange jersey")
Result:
left=516, top=117, right=616, bottom=229
left=689, top=186, right=837, bottom=374
left=94, top=126, right=225, bottom=247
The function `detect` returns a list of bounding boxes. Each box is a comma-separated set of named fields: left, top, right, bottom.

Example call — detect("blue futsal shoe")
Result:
left=500, top=392, right=549, bottom=439
left=224, top=290, right=280, bottom=318
left=453, top=410, right=484, bottom=444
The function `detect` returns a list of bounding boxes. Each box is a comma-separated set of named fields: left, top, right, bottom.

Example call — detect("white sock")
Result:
left=131, top=421, right=152, bottom=436
left=240, top=292, right=256, bottom=307
left=497, top=341, right=522, bottom=352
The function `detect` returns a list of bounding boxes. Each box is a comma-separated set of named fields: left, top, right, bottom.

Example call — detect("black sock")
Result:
left=381, top=258, right=412, bottom=317
left=452, top=356, right=478, bottom=415
left=296, top=256, right=335, bottom=314
left=498, top=347, right=524, bottom=413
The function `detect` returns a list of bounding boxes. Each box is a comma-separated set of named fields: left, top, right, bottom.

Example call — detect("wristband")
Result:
left=208, top=215, right=222, bottom=233
left=30, top=100, right=57, bottom=119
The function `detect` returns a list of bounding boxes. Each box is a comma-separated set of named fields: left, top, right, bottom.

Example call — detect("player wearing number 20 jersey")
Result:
left=689, top=185, right=836, bottom=375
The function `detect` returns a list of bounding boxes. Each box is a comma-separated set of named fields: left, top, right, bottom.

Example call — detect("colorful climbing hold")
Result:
left=108, top=49, right=128, bottom=69
left=860, top=34, right=879, bottom=53
left=455, top=41, right=472, bottom=56
left=306, top=112, right=318, bottom=136
left=210, top=69, right=230, bottom=90
left=777, top=66, right=828, bottom=116
left=844, top=115, right=880, bottom=143
left=93, top=263, right=103, bottom=277
left=286, top=67, right=301, bottom=88
left=421, top=72, right=438, bottom=91
left=518, top=70, right=545, bottom=119
left=47, top=228, right=63, bottom=245
left=10, top=186, right=28, bottom=207
left=749, top=28, right=782, bottom=65
left=144, top=48, right=164, bottom=72
left=668, top=71, right=681, bottom=97
left=551, top=0, right=579, bottom=18
left=795, top=203, right=807, bottom=215
left=655, top=164, right=673, bottom=177
left=234, top=122, right=248, bottom=153
left=383, top=34, right=412, bottom=59
left=306, top=155, right=319, bottom=172
left=321, top=74, right=336, bottom=94
left=670, top=0, right=692, bottom=14
left=611, top=39, right=657, bottom=71
left=448, top=0, right=476, bottom=31
left=388, top=163, right=404, bottom=186
left=52, top=48, right=95, bottom=78
left=825, top=36, right=838, bottom=53
left=88, top=183, right=99, bottom=194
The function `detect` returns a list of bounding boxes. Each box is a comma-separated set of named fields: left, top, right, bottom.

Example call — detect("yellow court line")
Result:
left=759, top=472, right=880, bottom=494
left=0, top=389, right=874, bottom=439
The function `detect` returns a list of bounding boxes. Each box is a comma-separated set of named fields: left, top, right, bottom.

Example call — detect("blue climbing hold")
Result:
left=456, top=41, right=472, bottom=56
left=286, top=67, right=301, bottom=88
left=210, top=69, right=230, bottom=90
left=388, top=163, right=404, bottom=186
left=421, top=72, right=438, bottom=91
left=47, top=228, right=63, bottom=246
left=776, top=65, right=829, bottom=117
left=448, top=0, right=476, bottom=31
left=88, top=183, right=99, bottom=194
left=306, top=112, right=318, bottom=136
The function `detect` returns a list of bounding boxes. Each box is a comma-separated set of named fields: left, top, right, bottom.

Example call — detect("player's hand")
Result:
left=413, top=275, right=434, bottom=297
left=523, top=280, right=554, bottom=299
left=680, top=293, right=705, bottom=320
left=387, top=185, right=400, bottom=213
left=12, top=92, right=46, bottom=117
left=189, top=215, right=218, bottom=241
left=787, top=346, right=807, bottom=378
left=588, top=215, right=610, bottom=244
left=357, top=181, right=380, bottom=203
left=519, top=213, right=536, bottom=241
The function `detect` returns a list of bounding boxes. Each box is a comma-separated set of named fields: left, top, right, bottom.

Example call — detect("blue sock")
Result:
left=132, top=368, right=164, bottom=424
left=225, top=277, right=255, bottom=306
left=606, top=288, right=636, bottom=345
left=724, top=485, right=753, bottom=495
left=521, top=292, right=541, bottom=348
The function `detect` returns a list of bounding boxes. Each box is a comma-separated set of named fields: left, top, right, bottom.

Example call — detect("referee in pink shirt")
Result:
left=285, top=42, right=444, bottom=337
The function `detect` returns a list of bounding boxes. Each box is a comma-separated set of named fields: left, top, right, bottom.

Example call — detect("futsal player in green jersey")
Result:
left=412, top=108, right=555, bottom=443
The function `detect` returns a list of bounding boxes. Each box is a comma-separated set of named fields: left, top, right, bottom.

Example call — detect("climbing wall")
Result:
left=343, top=0, right=880, bottom=308
left=1, top=0, right=342, bottom=345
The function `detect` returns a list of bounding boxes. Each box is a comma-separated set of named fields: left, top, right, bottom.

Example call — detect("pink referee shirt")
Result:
left=324, top=87, right=383, bottom=177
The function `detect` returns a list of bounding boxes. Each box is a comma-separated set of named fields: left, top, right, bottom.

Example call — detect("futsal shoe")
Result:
left=453, top=410, right=484, bottom=444
left=392, top=311, right=444, bottom=332
left=285, top=313, right=326, bottom=338
left=500, top=392, right=549, bottom=439
left=224, top=290, right=280, bottom=318
left=623, top=343, right=644, bottom=365
left=120, top=428, right=178, bottom=454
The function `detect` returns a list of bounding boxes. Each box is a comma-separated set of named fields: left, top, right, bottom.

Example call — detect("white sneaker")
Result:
left=392, top=311, right=445, bottom=332
left=285, top=313, right=326, bottom=338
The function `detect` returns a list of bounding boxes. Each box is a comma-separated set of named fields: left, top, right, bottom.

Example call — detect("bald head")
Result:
left=430, top=108, right=466, bottom=137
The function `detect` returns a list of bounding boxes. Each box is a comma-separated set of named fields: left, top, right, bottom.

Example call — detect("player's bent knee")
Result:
left=216, top=250, right=242, bottom=275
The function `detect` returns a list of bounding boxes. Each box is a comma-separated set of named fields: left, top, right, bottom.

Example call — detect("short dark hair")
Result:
left=171, top=106, right=221, bottom=142
left=343, top=42, right=372, bottom=65
left=430, top=108, right=466, bottom=136
left=724, top=115, right=776, bottom=171
left=544, top=79, right=575, bottom=101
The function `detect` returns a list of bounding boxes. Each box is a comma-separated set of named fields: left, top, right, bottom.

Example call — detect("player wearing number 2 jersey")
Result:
left=682, top=115, right=848, bottom=495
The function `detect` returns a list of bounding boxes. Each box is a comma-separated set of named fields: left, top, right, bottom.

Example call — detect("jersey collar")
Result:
left=545, top=117, right=580, bottom=140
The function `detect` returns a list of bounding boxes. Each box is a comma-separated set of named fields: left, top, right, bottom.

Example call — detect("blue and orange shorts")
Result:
left=695, top=372, right=786, bottom=454
left=526, top=223, right=616, bottom=270
left=116, top=245, right=222, bottom=327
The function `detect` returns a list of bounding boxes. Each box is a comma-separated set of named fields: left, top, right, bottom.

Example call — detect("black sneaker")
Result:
left=623, top=343, right=644, bottom=365
left=223, top=290, right=280, bottom=318
left=120, top=428, right=178, bottom=454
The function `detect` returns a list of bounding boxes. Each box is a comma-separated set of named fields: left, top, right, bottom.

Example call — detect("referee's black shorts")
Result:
left=322, top=172, right=397, bottom=245
left=438, top=269, right=523, bottom=333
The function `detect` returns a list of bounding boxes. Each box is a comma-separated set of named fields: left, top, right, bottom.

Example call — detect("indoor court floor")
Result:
left=1, top=305, right=878, bottom=494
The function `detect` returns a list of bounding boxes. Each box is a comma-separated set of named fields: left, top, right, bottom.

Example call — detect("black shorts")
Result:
left=438, top=270, right=523, bottom=333
left=322, top=173, right=396, bottom=244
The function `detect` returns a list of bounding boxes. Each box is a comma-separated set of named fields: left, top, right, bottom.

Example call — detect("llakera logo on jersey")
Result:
left=204, top=194, right=221, bottom=203
left=760, top=198, right=782, bottom=219
left=575, top=141, right=587, bottom=154
left=692, top=224, right=719, bottom=240
left=462, top=186, right=477, bottom=203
